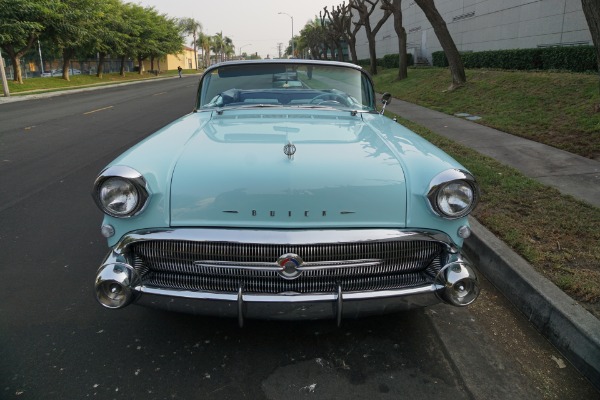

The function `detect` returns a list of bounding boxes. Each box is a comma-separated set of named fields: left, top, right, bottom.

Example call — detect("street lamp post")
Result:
left=278, top=12, right=294, bottom=58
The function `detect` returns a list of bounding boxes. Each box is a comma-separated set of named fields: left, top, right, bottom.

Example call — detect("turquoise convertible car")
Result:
left=92, top=59, right=480, bottom=326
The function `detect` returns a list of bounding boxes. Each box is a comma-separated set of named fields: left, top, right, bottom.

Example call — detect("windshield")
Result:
left=197, top=62, right=376, bottom=112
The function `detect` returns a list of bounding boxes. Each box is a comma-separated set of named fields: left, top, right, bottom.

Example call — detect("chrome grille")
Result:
left=131, top=239, right=445, bottom=294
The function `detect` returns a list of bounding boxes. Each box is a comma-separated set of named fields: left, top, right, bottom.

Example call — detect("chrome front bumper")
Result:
left=94, top=228, right=480, bottom=325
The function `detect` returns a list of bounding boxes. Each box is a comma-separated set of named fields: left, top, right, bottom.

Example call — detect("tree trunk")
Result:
left=8, top=54, right=23, bottom=84
left=119, top=56, right=126, bottom=76
left=388, top=0, right=408, bottom=80
left=3, top=45, right=25, bottom=83
left=366, top=28, right=378, bottom=75
left=581, top=0, right=600, bottom=71
left=347, top=36, right=358, bottom=63
left=336, top=42, right=345, bottom=61
left=414, top=0, right=466, bottom=88
left=397, top=28, right=408, bottom=80
left=97, top=52, right=106, bottom=78
left=61, top=49, right=74, bottom=81
left=137, top=56, right=143, bottom=75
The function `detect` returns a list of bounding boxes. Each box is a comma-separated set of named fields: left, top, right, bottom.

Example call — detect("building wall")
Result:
left=142, top=47, right=197, bottom=71
left=354, top=0, right=592, bottom=63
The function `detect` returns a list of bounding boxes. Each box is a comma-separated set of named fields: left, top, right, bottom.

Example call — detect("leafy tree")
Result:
left=381, top=0, right=408, bottom=80
left=148, top=13, right=184, bottom=72
left=0, top=0, right=51, bottom=83
left=298, top=18, right=326, bottom=60
left=39, top=0, right=108, bottom=81
left=350, top=0, right=392, bottom=75
left=122, top=5, right=162, bottom=74
left=414, top=0, right=466, bottom=88
left=81, top=0, right=128, bottom=78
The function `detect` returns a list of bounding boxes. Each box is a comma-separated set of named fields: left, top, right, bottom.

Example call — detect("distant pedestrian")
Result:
left=177, top=66, right=182, bottom=78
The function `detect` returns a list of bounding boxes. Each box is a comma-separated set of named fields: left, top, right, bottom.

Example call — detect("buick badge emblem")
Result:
left=283, top=142, right=296, bottom=159
left=277, top=253, right=303, bottom=280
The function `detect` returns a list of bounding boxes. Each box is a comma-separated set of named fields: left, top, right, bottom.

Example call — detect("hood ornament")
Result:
left=283, top=142, right=296, bottom=159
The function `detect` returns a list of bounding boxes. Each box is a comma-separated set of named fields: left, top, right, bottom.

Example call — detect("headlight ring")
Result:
left=427, top=169, right=479, bottom=219
left=92, top=166, right=150, bottom=218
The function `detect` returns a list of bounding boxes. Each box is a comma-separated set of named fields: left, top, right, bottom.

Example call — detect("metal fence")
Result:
left=1, top=57, right=135, bottom=79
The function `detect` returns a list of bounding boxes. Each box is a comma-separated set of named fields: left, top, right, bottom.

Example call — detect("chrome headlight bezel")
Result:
left=427, top=169, right=479, bottom=220
left=92, top=166, right=150, bottom=218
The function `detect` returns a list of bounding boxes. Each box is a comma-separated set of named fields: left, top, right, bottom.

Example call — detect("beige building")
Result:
left=142, top=46, right=197, bottom=71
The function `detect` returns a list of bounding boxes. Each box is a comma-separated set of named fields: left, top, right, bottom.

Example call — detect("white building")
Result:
left=354, top=0, right=593, bottom=64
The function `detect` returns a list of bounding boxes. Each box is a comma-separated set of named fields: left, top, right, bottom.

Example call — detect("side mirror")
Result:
left=380, top=92, right=392, bottom=115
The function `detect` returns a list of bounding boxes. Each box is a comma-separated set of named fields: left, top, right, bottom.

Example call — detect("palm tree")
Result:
left=211, top=32, right=224, bottom=62
left=196, top=31, right=211, bottom=68
left=223, top=36, right=234, bottom=60
left=179, top=18, right=202, bottom=69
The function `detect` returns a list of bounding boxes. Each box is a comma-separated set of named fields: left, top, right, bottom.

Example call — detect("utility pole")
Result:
left=0, top=49, right=10, bottom=97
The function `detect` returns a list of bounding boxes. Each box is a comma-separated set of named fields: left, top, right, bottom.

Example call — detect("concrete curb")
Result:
left=465, top=217, right=600, bottom=389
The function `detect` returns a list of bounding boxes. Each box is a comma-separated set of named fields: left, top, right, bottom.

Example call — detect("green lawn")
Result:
left=372, top=68, right=600, bottom=159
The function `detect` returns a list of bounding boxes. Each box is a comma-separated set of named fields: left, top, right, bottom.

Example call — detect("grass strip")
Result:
left=389, top=113, right=600, bottom=310
left=6, top=70, right=195, bottom=95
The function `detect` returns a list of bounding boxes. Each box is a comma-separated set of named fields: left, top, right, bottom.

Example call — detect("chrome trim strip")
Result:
left=137, top=284, right=439, bottom=302
left=336, top=285, right=343, bottom=327
left=193, top=259, right=383, bottom=272
left=237, top=284, right=244, bottom=328
left=115, top=228, right=457, bottom=253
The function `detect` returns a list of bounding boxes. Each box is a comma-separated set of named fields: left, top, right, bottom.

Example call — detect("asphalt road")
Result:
left=0, top=76, right=596, bottom=399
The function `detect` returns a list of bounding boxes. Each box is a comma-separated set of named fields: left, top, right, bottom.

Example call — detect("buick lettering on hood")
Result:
left=92, top=60, right=481, bottom=326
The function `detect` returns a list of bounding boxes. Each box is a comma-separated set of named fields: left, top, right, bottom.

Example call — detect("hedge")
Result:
left=356, top=53, right=414, bottom=69
left=431, top=46, right=598, bottom=72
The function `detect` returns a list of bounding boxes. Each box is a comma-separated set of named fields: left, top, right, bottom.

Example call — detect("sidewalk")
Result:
left=382, top=95, right=600, bottom=389
left=386, top=98, right=600, bottom=208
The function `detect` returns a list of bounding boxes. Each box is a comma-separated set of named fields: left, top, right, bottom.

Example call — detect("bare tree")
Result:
left=350, top=0, right=392, bottom=75
left=414, top=0, right=465, bottom=88
left=335, top=2, right=362, bottom=63
left=321, top=7, right=345, bottom=61
left=381, top=0, right=408, bottom=80
left=581, top=0, right=600, bottom=77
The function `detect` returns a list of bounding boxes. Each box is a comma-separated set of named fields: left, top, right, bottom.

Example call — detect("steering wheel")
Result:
left=310, top=93, right=349, bottom=106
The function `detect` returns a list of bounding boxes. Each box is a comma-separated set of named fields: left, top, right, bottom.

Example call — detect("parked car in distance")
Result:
left=92, top=59, right=481, bottom=326
left=41, top=68, right=81, bottom=77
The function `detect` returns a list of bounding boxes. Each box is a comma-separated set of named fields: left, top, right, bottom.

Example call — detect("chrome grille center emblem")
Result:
left=277, top=253, right=303, bottom=280
left=283, top=142, right=296, bottom=159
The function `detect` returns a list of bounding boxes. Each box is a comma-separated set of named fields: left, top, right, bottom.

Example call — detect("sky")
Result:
left=135, top=0, right=336, bottom=59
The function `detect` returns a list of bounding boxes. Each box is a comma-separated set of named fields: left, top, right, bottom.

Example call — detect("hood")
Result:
left=170, top=112, right=407, bottom=228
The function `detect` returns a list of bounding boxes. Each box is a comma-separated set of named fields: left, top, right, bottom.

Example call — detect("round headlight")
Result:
left=92, top=166, right=150, bottom=218
left=427, top=170, right=479, bottom=219
left=99, top=177, right=139, bottom=217
left=437, top=181, right=474, bottom=218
